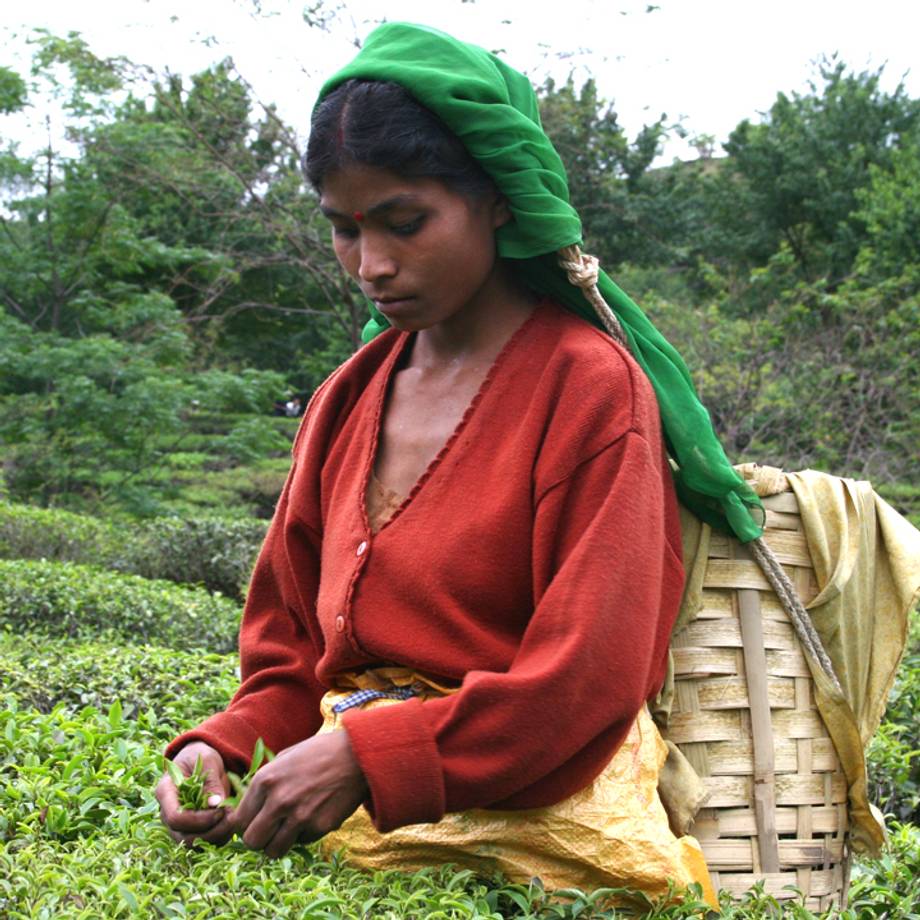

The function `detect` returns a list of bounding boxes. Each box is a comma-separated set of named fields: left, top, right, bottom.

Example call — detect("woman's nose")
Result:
left=357, top=235, right=397, bottom=284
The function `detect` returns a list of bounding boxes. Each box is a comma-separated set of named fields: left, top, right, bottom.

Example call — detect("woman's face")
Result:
left=319, top=164, right=509, bottom=332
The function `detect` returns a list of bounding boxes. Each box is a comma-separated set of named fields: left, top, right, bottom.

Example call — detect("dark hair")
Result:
left=305, top=79, right=495, bottom=198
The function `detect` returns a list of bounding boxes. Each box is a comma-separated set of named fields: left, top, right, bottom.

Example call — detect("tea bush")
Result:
left=109, top=515, right=267, bottom=600
left=0, top=502, right=116, bottom=566
left=846, top=822, right=920, bottom=918
left=0, top=503, right=266, bottom=600
left=0, top=642, right=917, bottom=916
left=0, top=559, right=241, bottom=652
left=866, top=613, right=920, bottom=823
left=0, top=634, right=237, bottom=722
left=1, top=684, right=913, bottom=919
left=0, top=512, right=916, bottom=917
left=162, top=456, right=289, bottom=520
left=1, top=687, right=917, bottom=920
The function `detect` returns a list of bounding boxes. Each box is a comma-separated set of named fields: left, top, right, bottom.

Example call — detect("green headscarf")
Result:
left=317, top=22, right=764, bottom=542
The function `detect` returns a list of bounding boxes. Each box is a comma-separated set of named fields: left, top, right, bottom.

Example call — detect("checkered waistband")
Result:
left=331, top=685, right=419, bottom=714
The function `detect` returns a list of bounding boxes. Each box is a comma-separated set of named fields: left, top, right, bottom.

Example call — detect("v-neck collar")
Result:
left=361, top=302, right=545, bottom=535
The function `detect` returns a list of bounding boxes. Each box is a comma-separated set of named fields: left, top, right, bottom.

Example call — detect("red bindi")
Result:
left=353, top=211, right=365, bottom=222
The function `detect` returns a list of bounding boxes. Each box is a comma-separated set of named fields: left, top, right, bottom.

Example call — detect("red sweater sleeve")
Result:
left=342, top=428, right=684, bottom=832
left=164, top=468, right=328, bottom=773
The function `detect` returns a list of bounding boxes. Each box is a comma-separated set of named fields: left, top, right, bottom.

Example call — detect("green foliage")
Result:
left=76, top=53, right=362, bottom=374
left=867, top=614, right=920, bottom=823
left=0, top=34, right=357, bottom=516
left=0, top=698, right=164, bottom=848
left=0, top=502, right=267, bottom=600
left=846, top=821, right=920, bottom=917
left=854, top=135, right=920, bottom=280
left=0, top=65, right=28, bottom=114
left=644, top=266, right=919, bottom=483
left=538, top=76, right=669, bottom=268
left=168, top=756, right=211, bottom=811
left=0, top=295, right=296, bottom=513
left=193, top=368, right=288, bottom=415
left=0, top=585, right=916, bottom=916
left=28, top=29, right=130, bottom=116
left=157, top=455, right=291, bottom=521
left=110, top=514, right=266, bottom=599
left=719, top=58, right=920, bottom=286
left=0, top=307, right=194, bottom=508
left=294, top=314, right=356, bottom=394
left=0, top=501, right=115, bottom=566
left=0, top=559, right=240, bottom=652
left=537, top=63, right=920, bottom=492
left=875, top=482, right=920, bottom=530
left=221, top=416, right=292, bottom=463
left=223, top=738, right=276, bottom=807
left=0, top=633, right=236, bottom=723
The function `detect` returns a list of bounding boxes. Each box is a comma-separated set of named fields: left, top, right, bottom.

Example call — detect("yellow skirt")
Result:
left=318, top=668, right=717, bottom=908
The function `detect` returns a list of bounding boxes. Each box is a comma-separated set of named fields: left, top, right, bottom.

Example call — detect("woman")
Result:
left=157, top=22, right=762, bottom=903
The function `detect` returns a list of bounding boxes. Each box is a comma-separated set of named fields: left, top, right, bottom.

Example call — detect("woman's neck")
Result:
left=409, top=264, right=538, bottom=372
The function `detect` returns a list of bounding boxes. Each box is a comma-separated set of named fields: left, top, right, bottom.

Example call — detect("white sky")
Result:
left=2, top=0, right=918, bottom=162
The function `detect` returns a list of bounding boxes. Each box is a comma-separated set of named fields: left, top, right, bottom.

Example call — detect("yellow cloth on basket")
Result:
left=318, top=668, right=717, bottom=908
left=656, top=465, right=920, bottom=857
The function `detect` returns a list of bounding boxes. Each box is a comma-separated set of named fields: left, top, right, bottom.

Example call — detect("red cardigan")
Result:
left=166, top=300, right=685, bottom=833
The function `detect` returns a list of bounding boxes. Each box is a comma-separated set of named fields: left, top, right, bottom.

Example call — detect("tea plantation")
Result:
left=1, top=502, right=917, bottom=918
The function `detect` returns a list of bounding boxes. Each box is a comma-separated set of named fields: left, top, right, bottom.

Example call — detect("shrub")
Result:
left=191, top=368, right=288, bottom=415
left=0, top=559, right=241, bottom=653
left=0, top=634, right=236, bottom=724
left=0, top=308, right=194, bottom=510
left=172, top=458, right=289, bottom=520
left=0, top=631, right=917, bottom=917
left=221, top=416, right=292, bottom=463
left=867, top=613, right=920, bottom=823
left=846, top=821, right=920, bottom=917
left=0, top=502, right=266, bottom=600
left=0, top=697, right=167, bottom=846
left=109, top=515, right=267, bottom=599
left=0, top=502, right=116, bottom=566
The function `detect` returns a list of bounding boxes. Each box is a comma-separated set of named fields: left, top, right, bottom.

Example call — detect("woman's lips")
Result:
left=373, top=297, right=415, bottom=312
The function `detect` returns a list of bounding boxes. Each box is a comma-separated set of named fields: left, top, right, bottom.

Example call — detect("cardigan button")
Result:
left=356, top=540, right=368, bottom=557
left=335, top=615, right=345, bottom=633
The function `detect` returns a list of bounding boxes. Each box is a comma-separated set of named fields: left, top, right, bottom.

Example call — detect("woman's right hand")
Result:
left=156, top=741, right=236, bottom=846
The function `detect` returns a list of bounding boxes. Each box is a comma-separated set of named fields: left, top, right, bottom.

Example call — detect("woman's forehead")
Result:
left=319, top=166, right=462, bottom=214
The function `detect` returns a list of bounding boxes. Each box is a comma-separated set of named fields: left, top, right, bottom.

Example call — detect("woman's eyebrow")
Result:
left=320, top=194, right=424, bottom=219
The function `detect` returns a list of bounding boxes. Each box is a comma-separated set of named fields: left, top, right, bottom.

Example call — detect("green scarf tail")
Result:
left=318, top=22, right=764, bottom=542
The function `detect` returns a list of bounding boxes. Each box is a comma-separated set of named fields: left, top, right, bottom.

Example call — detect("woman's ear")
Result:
left=492, top=194, right=512, bottom=229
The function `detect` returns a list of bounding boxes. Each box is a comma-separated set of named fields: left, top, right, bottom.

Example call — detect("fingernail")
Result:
left=208, top=794, right=222, bottom=807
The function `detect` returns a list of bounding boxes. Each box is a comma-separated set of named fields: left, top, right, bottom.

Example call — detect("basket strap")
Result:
left=750, top=536, right=843, bottom=695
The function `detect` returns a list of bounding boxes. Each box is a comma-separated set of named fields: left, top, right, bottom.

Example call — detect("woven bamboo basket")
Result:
left=663, top=486, right=851, bottom=911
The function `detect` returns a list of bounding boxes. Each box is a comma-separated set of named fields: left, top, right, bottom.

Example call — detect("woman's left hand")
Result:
left=230, top=730, right=368, bottom=858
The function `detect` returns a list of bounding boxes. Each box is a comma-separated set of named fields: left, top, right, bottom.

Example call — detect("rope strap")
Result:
left=750, top=536, right=843, bottom=694
left=557, top=244, right=627, bottom=347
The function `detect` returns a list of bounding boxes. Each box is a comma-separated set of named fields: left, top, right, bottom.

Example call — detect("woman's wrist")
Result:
left=173, top=740, right=219, bottom=760
left=338, top=729, right=370, bottom=797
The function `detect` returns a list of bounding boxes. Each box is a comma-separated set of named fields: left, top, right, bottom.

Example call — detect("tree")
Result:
left=0, top=65, right=28, bottom=114
left=537, top=76, right=670, bottom=268
left=76, top=55, right=362, bottom=372
left=0, top=34, right=344, bottom=511
left=853, top=130, right=920, bottom=281
left=719, top=59, right=920, bottom=288
left=2, top=33, right=361, bottom=374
